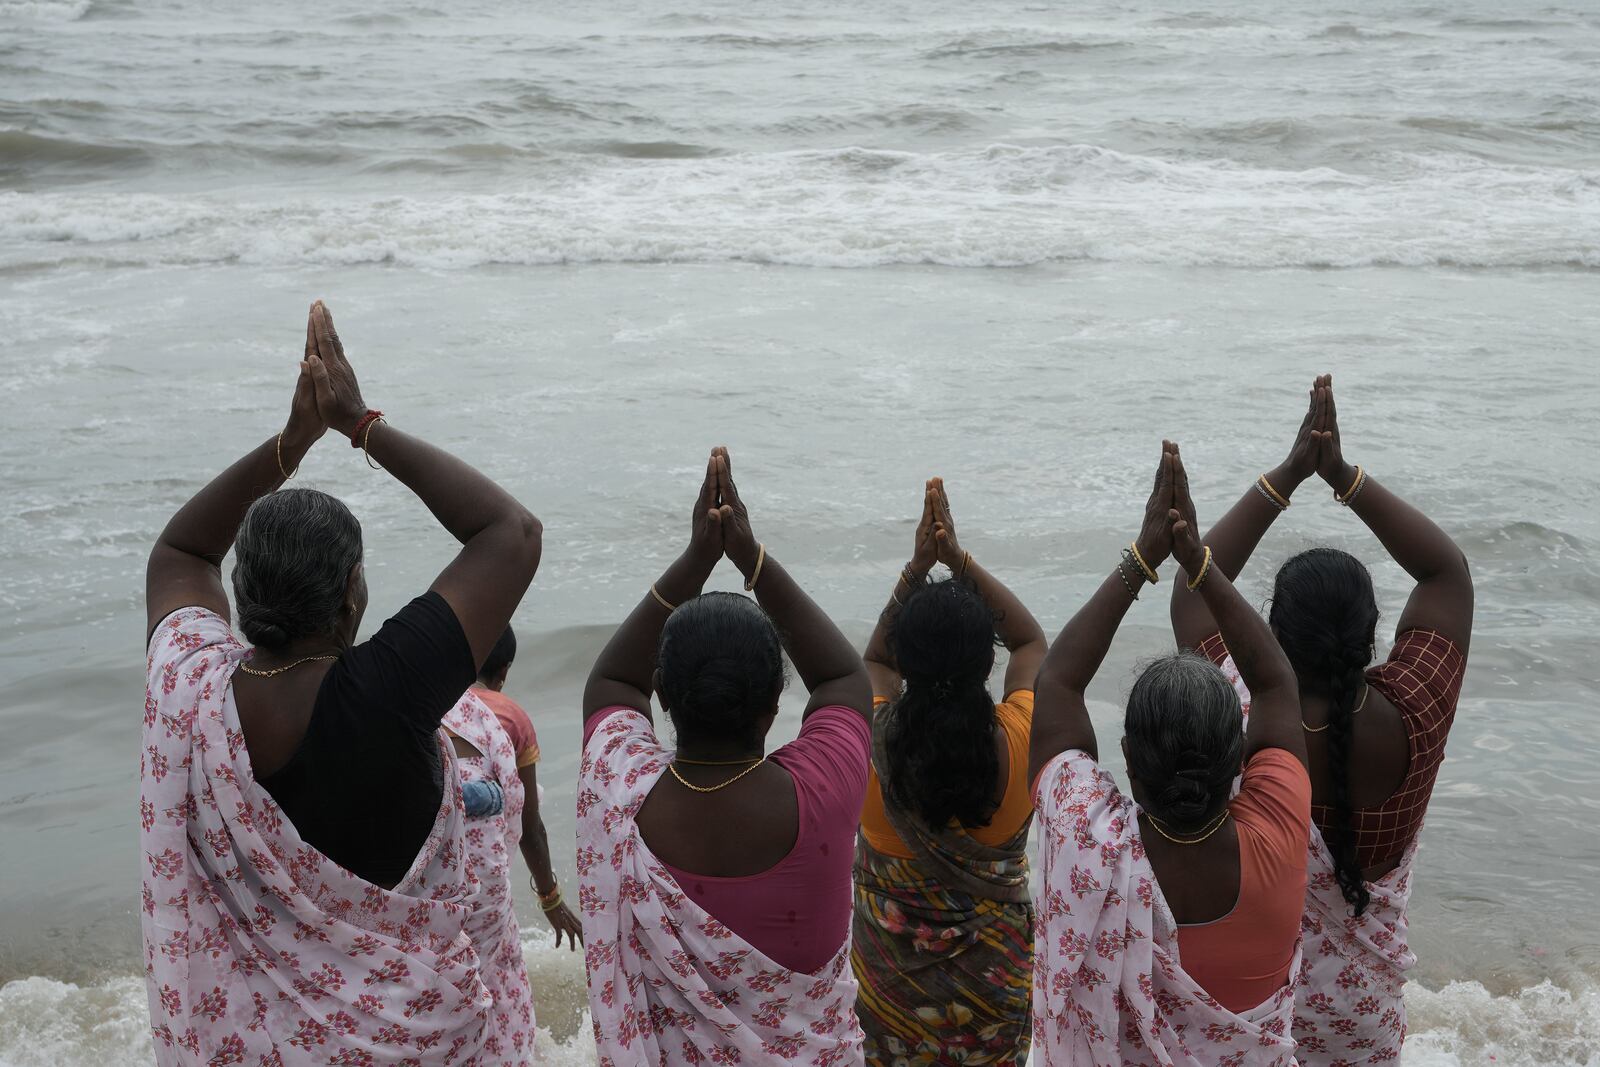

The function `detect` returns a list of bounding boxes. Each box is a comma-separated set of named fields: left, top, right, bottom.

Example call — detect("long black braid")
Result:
left=1269, top=548, right=1379, bottom=917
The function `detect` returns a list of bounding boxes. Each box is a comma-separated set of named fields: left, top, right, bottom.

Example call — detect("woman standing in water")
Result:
left=578, top=448, right=872, bottom=1065
left=854, top=479, right=1046, bottom=1066
left=1169, top=377, right=1472, bottom=1064
left=141, top=302, right=540, bottom=1065
left=1030, top=442, right=1311, bottom=1065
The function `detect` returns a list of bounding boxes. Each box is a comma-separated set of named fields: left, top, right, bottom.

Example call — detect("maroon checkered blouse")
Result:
left=1198, top=628, right=1466, bottom=871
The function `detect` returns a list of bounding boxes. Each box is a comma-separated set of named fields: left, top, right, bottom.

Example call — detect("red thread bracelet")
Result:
left=350, top=409, right=384, bottom=447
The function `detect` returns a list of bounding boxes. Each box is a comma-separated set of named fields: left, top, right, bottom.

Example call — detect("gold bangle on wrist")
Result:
left=1127, top=542, right=1159, bottom=584
left=1336, top=465, right=1367, bottom=505
left=1186, top=545, right=1215, bottom=592
left=1255, top=474, right=1290, bottom=511
left=959, top=551, right=972, bottom=579
left=276, top=432, right=297, bottom=481
left=649, top=584, right=677, bottom=612
left=744, top=543, right=767, bottom=591
left=361, top=417, right=385, bottom=470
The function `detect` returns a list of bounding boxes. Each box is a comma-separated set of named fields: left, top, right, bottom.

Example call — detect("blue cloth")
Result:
left=461, top=778, right=504, bottom=817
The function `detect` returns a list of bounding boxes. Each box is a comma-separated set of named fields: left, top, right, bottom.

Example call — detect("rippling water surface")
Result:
left=2, top=1, right=1598, bottom=1063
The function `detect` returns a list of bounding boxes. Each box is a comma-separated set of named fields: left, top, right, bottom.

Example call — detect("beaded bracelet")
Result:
left=1127, top=542, right=1159, bottom=584
left=1115, top=556, right=1142, bottom=600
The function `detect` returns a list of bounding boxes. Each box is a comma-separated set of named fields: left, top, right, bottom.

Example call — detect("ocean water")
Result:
left=2, top=0, right=1598, bottom=1063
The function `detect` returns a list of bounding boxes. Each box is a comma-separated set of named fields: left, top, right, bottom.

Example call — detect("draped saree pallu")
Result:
left=851, top=716, right=1034, bottom=1066
left=443, top=692, right=537, bottom=1066
left=1031, top=751, right=1300, bottom=1067
left=576, top=709, right=865, bottom=1067
left=1211, top=649, right=1418, bottom=1065
left=141, top=608, right=489, bottom=1067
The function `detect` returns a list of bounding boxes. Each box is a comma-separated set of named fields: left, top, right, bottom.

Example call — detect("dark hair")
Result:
left=656, top=592, right=787, bottom=748
left=231, top=488, right=363, bottom=650
left=1270, top=547, right=1379, bottom=916
left=881, top=578, right=1002, bottom=830
left=1123, top=653, right=1244, bottom=832
left=481, top=626, right=517, bottom=680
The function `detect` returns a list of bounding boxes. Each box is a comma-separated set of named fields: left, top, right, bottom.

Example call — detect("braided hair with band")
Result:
left=1269, top=547, right=1380, bottom=916
left=881, top=578, right=1004, bottom=830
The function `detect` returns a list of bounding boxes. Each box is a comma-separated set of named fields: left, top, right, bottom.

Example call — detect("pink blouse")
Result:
left=584, top=705, right=870, bottom=973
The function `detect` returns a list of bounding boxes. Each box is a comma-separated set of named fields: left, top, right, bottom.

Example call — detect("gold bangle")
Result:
left=1127, top=542, right=1159, bottom=584
left=276, top=432, right=296, bottom=481
left=538, top=887, right=563, bottom=913
left=361, top=417, right=385, bottom=470
left=649, top=584, right=677, bottom=612
left=1336, top=465, right=1366, bottom=505
left=1186, top=545, right=1214, bottom=592
left=1255, top=474, right=1290, bottom=511
left=959, top=551, right=972, bottom=579
left=744, top=543, right=767, bottom=591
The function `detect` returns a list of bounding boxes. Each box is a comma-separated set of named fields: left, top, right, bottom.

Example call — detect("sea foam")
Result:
left=2, top=145, right=1595, bottom=272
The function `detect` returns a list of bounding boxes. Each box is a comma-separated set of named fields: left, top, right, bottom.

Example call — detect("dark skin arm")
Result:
left=862, top=481, right=939, bottom=699
left=582, top=452, right=723, bottom=722
left=1170, top=377, right=1326, bottom=650
left=1030, top=443, right=1178, bottom=780
left=715, top=449, right=872, bottom=720
left=145, top=312, right=326, bottom=641
left=582, top=448, right=871, bottom=724
left=516, top=763, right=584, bottom=950
left=1313, top=378, right=1474, bottom=653
left=305, top=303, right=541, bottom=669
left=1168, top=449, right=1307, bottom=769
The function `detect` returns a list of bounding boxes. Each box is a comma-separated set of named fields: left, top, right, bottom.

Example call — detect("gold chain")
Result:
left=668, top=758, right=766, bottom=794
left=237, top=653, right=341, bottom=678
left=1302, top=683, right=1369, bottom=734
left=1143, top=806, right=1232, bottom=845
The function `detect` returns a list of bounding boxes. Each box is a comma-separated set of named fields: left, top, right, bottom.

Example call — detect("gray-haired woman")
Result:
left=140, top=301, right=539, bottom=1066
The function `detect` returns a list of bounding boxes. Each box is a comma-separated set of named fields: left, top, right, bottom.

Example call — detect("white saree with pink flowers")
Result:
left=443, top=691, right=538, bottom=1065
left=141, top=608, right=489, bottom=1067
left=1032, top=751, right=1299, bottom=1067
left=576, top=709, right=865, bottom=1067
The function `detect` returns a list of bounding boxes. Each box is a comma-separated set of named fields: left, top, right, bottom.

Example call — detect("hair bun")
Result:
left=239, top=604, right=292, bottom=650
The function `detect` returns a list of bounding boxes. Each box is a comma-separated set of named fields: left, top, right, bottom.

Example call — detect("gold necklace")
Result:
left=237, top=653, right=341, bottom=678
left=668, top=758, right=766, bottom=794
left=1143, top=806, right=1231, bottom=845
left=1302, top=683, right=1369, bottom=734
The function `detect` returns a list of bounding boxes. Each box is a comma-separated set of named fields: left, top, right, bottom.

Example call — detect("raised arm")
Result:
left=1170, top=377, right=1325, bottom=649
left=305, top=302, right=540, bottom=669
left=1030, top=443, right=1176, bottom=780
left=146, top=310, right=329, bottom=640
left=715, top=449, right=872, bottom=721
left=1313, top=378, right=1474, bottom=653
left=862, top=482, right=942, bottom=699
left=582, top=452, right=724, bottom=722
left=928, top=478, right=1048, bottom=696
left=1168, top=447, right=1307, bottom=769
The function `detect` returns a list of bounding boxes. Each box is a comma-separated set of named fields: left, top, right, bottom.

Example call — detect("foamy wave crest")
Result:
left=0, top=0, right=90, bottom=19
left=3, top=145, right=1596, bottom=270
left=3, top=967, right=1597, bottom=1065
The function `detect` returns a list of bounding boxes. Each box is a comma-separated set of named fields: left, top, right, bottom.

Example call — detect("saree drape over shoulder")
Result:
left=576, top=709, right=865, bottom=1067
left=141, top=608, right=489, bottom=1067
left=443, top=691, right=536, bottom=1065
left=1032, top=751, right=1299, bottom=1067
left=851, top=703, right=1034, bottom=1066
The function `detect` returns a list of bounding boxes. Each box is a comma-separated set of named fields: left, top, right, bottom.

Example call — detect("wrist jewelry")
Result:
left=1127, top=542, right=1159, bottom=584
left=649, top=584, right=677, bottom=612
left=744, top=543, right=767, bottom=591
left=276, top=432, right=297, bottom=481
left=1336, top=465, right=1367, bottom=505
left=1116, top=556, right=1141, bottom=600
left=1186, top=546, right=1214, bottom=591
left=1255, top=474, right=1290, bottom=511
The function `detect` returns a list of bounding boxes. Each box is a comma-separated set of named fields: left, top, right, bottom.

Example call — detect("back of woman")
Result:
left=140, top=302, right=541, bottom=1066
left=1170, top=377, right=1473, bottom=1064
left=1029, top=442, right=1310, bottom=1067
left=853, top=480, right=1046, bottom=1067
left=578, top=449, right=873, bottom=1066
